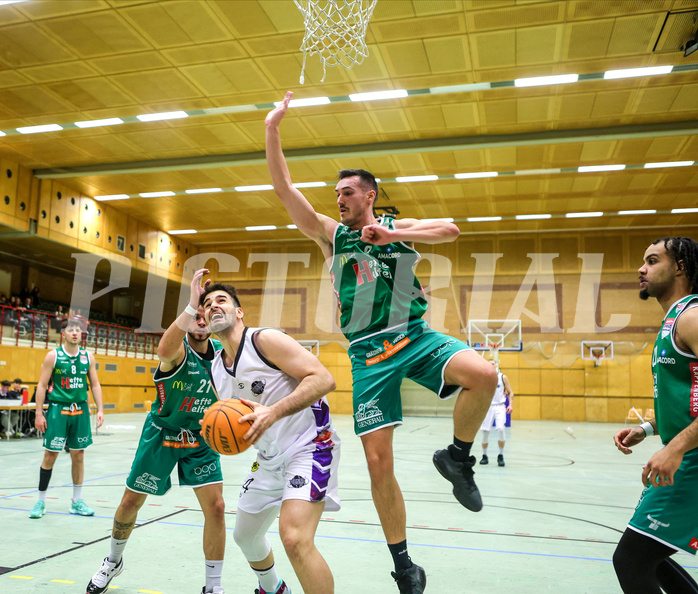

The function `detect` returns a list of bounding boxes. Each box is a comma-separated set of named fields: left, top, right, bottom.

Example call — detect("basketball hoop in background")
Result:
left=294, top=0, right=378, bottom=84
left=467, top=319, right=523, bottom=366
left=581, top=340, right=614, bottom=367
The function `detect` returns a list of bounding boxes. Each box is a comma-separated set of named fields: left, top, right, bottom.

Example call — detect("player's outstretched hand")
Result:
left=642, top=445, right=682, bottom=487
left=265, top=91, right=293, bottom=128
left=191, top=268, right=210, bottom=308
left=361, top=224, right=393, bottom=245
left=613, top=426, right=645, bottom=454
left=238, top=398, right=279, bottom=445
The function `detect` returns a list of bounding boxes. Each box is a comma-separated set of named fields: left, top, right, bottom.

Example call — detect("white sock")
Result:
left=72, top=484, right=82, bottom=502
left=38, top=490, right=47, bottom=502
left=253, top=563, right=280, bottom=593
left=482, top=446, right=488, bottom=456
left=205, top=559, right=223, bottom=591
left=108, top=537, right=128, bottom=564
left=499, top=446, right=504, bottom=455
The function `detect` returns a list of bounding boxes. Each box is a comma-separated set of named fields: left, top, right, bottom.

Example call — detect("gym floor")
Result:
left=1, top=413, right=695, bottom=594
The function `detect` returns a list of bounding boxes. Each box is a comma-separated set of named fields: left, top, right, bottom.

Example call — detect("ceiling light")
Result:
left=139, top=191, right=175, bottom=198
left=578, top=164, right=626, bottom=172
left=17, top=124, right=63, bottom=134
left=603, top=66, right=673, bottom=79
left=94, top=194, right=130, bottom=201
left=455, top=171, right=498, bottom=179
left=235, top=184, right=274, bottom=192
left=618, top=209, right=656, bottom=215
left=421, top=218, right=455, bottom=223
left=566, top=212, right=603, bottom=218
left=0, top=131, right=5, bottom=137
left=168, top=229, right=197, bottom=235
left=467, top=216, right=502, bottom=222
left=514, top=168, right=561, bottom=175
left=514, top=74, right=578, bottom=88
left=185, top=188, right=222, bottom=194
left=644, top=161, right=694, bottom=168
left=136, top=111, right=188, bottom=122
left=287, top=224, right=298, bottom=229
left=276, top=97, right=330, bottom=108
left=292, top=181, right=327, bottom=188
left=396, top=175, right=438, bottom=183
left=246, top=225, right=277, bottom=231
left=74, top=118, right=124, bottom=128
left=671, top=208, right=698, bottom=214
left=516, top=214, right=552, bottom=220
left=349, top=89, right=408, bottom=102
left=0, top=1, right=27, bottom=5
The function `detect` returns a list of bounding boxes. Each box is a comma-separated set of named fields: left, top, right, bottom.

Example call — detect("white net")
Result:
left=294, top=0, right=378, bottom=84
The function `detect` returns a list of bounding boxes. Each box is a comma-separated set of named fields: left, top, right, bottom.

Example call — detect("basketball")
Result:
left=201, top=400, right=254, bottom=455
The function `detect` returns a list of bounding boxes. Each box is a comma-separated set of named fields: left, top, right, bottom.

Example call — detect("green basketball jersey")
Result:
left=48, top=346, right=91, bottom=404
left=330, top=217, right=428, bottom=342
left=652, top=294, right=698, bottom=445
left=152, top=337, right=222, bottom=431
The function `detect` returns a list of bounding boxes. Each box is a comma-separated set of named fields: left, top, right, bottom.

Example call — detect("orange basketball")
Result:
left=201, top=400, right=254, bottom=455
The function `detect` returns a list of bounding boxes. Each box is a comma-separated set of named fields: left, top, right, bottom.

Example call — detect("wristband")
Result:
left=184, top=304, right=198, bottom=316
left=640, top=421, right=655, bottom=437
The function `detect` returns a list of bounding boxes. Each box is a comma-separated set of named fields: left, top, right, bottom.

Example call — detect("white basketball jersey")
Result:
left=491, top=372, right=507, bottom=406
left=209, top=327, right=334, bottom=467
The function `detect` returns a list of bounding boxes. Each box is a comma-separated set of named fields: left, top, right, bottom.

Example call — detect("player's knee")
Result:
left=280, top=524, right=311, bottom=561
left=208, top=495, right=226, bottom=521
left=119, top=491, right=146, bottom=514
left=496, top=428, right=505, bottom=442
left=365, top=452, right=393, bottom=481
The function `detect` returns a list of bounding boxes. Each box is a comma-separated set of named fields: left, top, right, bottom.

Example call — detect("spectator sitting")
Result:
left=10, top=378, right=31, bottom=437
left=1, top=379, right=21, bottom=438
left=0, top=294, right=7, bottom=306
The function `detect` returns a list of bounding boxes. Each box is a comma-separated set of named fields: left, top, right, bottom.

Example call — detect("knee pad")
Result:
left=233, top=508, right=277, bottom=563
left=496, top=428, right=505, bottom=442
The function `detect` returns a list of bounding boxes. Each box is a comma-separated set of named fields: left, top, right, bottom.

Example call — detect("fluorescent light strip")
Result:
left=0, top=1, right=26, bottom=5
left=604, top=66, right=673, bottom=80
left=235, top=185, right=274, bottom=192
left=185, top=188, right=222, bottom=194
left=246, top=225, right=277, bottom=231
left=618, top=209, right=656, bottom=215
left=17, top=124, right=63, bottom=134
left=455, top=171, right=498, bottom=179
left=139, top=191, right=175, bottom=198
left=0, top=131, right=5, bottom=137
left=514, top=74, right=578, bottom=87
left=168, top=229, right=197, bottom=235
left=396, top=175, right=438, bottom=183
left=430, top=82, right=491, bottom=94
left=468, top=216, right=502, bottom=222
left=644, top=161, right=694, bottom=168
left=74, top=118, right=124, bottom=128
left=276, top=97, right=330, bottom=108
left=292, top=181, right=327, bottom=188
left=94, top=194, right=130, bottom=201
left=671, top=208, right=698, bottom=214
left=287, top=224, right=298, bottom=229
left=136, top=111, right=188, bottom=122
left=565, top=211, right=603, bottom=218
left=349, top=90, right=408, bottom=102
left=515, top=168, right=561, bottom=176
left=578, top=164, right=626, bottom=172
left=516, top=214, right=552, bottom=220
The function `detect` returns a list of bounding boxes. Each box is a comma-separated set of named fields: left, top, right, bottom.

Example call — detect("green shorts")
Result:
left=126, top=414, right=222, bottom=496
left=628, top=447, right=698, bottom=554
left=349, top=320, right=469, bottom=435
left=43, top=401, right=92, bottom=451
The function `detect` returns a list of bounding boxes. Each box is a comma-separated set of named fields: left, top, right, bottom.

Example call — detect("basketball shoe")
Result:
left=391, top=563, right=426, bottom=594
left=498, top=454, right=505, bottom=467
left=71, top=499, right=95, bottom=516
left=432, top=449, right=483, bottom=512
left=479, top=454, right=488, bottom=465
left=29, top=500, right=45, bottom=519
left=201, top=587, right=225, bottom=593
left=255, top=581, right=291, bottom=594
left=86, top=557, right=124, bottom=593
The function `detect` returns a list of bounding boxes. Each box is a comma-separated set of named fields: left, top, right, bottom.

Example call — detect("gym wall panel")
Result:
left=562, top=396, right=585, bottom=422
left=585, top=397, right=608, bottom=422
left=517, top=395, right=541, bottom=420
left=541, top=395, right=564, bottom=420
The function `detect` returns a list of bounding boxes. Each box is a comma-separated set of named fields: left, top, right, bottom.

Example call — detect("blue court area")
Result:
left=0, top=414, right=695, bottom=593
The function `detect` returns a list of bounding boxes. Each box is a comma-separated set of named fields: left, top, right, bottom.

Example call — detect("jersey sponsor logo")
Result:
left=652, top=346, right=676, bottom=366
left=50, top=436, right=66, bottom=449
left=355, top=399, right=384, bottom=429
left=289, top=475, right=309, bottom=488
left=251, top=461, right=259, bottom=472
left=647, top=514, right=670, bottom=530
left=188, top=360, right=198, bottom=367
left=690, top=538, right=698, bottom=551
left=661, top=318, right=675, bottom=339
left=690, top=363, right=698, bottom=417
left=134, top=472, right=160, bottom=494
left=251, top=379, right=266, bottom=395
left=366, top=336, right=411, bottom=366
left=79, top=355, right=88, bottom=365
left=377, top=251, right=401, bottom=259
left=677, top=303, right=686, bottom=312
left=353, top=260, right=375, bottom=285
left=194, top=462, right=218, bottom=476
left=430, top=337, right=457, bottom=359
left=156, top=382, right=166, bottom=405
left=77, top=436, right=90, bottom=443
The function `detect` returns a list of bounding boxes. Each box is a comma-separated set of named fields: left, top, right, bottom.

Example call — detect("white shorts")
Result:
left=237, top=431, right=341, bottom=514
left=481, top=403, right=506, bottom=432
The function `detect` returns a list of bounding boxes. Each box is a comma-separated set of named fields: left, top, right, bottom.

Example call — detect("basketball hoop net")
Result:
left=294, top=0, right=377, bottom=84
left=592, top=351, right=603, bottom=367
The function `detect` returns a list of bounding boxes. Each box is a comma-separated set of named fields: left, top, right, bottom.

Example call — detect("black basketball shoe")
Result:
left=497, top=454, right=505, bottom=467
left=480, top=454, right=489, bottom=465
left=391, top=563, right=426, bottom=594
left=433, top=449, right=483, bottom=511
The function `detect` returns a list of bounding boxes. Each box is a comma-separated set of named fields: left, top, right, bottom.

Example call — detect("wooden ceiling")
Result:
left=1, top=0, right=698, bottom=246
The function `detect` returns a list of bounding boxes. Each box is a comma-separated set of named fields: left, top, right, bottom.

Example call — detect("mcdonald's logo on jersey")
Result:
left=172, top=380, right=184, bottom=390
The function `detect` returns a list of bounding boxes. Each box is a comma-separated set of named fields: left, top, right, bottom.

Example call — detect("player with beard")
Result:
left=202, top=281, right=340, bottom=594
left=612, top=237, right=698, bottom=593
left=86, top=269, right=227, bottom=594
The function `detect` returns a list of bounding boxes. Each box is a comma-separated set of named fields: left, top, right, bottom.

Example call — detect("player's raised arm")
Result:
left=361, top=217, right=460, bottom=246
left=265, top=91, right=337, bottom=252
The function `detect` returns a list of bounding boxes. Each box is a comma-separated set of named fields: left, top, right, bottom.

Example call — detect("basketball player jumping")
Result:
left=612, top=237, right=698, bottom=593
left=86, top=269, right=227, bottom=594
left=266, top=91, right=497, bottom=594
left=201, top=281, right=340, bottom=594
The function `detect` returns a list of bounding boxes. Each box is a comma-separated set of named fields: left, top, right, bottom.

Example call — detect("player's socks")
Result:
left=72, top=484, right=82, bottom=502
left=448, top=436, right=472, bottom=462
left=498, top=446, right=504, bottom=455
left=108, top=537, right=128, bottom=564
left=253, top=563, right=280, bottom=593
left=38, top=490, right=47, bottom=502
left=205, top=559, right=223, bottom=591
left=388, top=539, right=413, bottom=572
left=38, top=467, right=52, bottom=492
